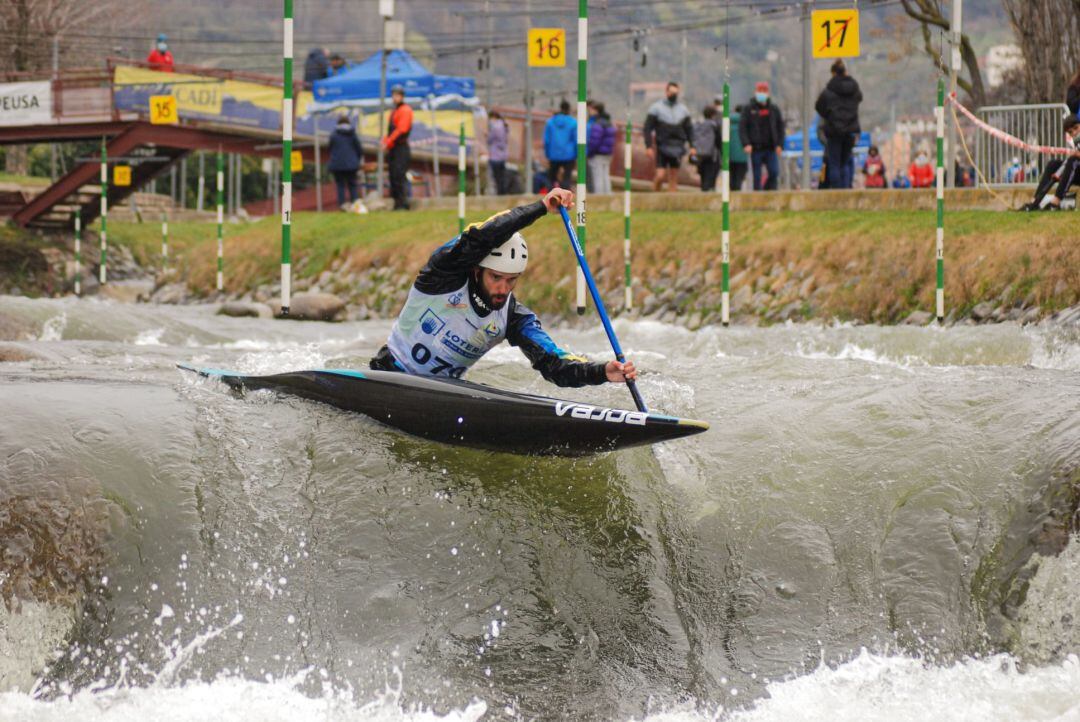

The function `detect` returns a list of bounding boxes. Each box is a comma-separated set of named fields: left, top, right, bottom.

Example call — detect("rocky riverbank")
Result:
left=2, top=208, right=1078, bottom=329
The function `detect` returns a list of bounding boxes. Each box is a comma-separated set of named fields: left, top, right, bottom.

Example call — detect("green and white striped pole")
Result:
left=623, top=117, right=632, bottom=311
left=574, top=0, right=588, bottom=315
left=73, top=213, right=81, bottom=296
left=458, top=122, right=466, bottom=234
left=99, top=137, right=108, bottom=285
left=935, top=80, right=945, bottom=323
left=216, top=149, right=224, bottom=292
left=161, top=212, right=168, bottom=274
left=281, top=0, right=294, bottom=314
left=721, top=82, right=731, bottom=327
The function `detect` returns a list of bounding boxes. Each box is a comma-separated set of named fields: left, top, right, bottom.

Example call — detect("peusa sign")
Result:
left=0, top=81, right=52, bottom=127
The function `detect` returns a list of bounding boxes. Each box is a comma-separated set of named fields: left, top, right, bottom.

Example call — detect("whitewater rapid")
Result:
left=0, top=296, right=1078, bottom=720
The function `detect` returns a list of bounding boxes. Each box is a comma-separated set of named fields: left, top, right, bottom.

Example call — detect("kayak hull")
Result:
left=179, top=365, right=708, bottom=456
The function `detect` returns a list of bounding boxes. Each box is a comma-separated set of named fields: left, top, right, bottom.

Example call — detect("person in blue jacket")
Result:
left=587, top=101, right=617, bottom=194
left=327, top=114, right=364, bottom=210
left=370, top=188, right=637, bottom=387
left=544, top=101, right=578, bottom=189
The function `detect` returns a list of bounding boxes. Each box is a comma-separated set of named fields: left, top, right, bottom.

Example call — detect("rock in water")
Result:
left=274, top=292, right=347, bottom=322
left=218, top=302, right=273, bottom=319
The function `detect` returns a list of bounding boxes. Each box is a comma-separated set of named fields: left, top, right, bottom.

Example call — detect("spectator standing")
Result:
left=908, top=151, right=934, bottom=188
left=147, top=34, right=174, bottom=72
left=328, top=54, right=352, bottom=77
left=1067, top=66, right=1080, bottom=118
left=815, top=60, right=863, bottom=189
left=383, top=84, right=413, bottom=210
left=863, top=145, right=886, bottom=188
left=487, top=111, right=510, bottom=196
left=587, top=101, right=616, bottom=195
left=644, top=81, right=694, bottom=192
left=543, top=100, right=577, bottom=189
left=304, top=48, right=330, bottom=85
left=726, top=102, right=749, bottom=191
left=692, top=105, right=722, bottom=192
left=739, top=81, right=785, bottom=191
left=328, top=114, right=364, bottom=210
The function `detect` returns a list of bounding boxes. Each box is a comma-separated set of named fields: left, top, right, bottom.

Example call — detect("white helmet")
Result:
left=478, top=232, right=528, bottom=274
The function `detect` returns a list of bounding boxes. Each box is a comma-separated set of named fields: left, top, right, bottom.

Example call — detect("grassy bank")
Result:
left=36, top=208, right=1080, bottom=322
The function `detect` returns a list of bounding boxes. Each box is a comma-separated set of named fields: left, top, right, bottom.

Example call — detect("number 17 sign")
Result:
left=528, top=28, right=565, bottom=67
left=812, top=9, right=860, bottom=58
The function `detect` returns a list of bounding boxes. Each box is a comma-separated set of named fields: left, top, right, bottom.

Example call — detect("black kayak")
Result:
left=178, top=364, right=708, bottom=456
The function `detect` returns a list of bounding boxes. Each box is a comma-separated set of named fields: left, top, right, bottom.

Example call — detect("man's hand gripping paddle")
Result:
left=557, top=205, right=648, bottom=413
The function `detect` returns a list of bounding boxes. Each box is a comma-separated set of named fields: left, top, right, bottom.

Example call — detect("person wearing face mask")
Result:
left=644, top=82, right=695, bottom=192
left=738, top=81, right=785, bottom=191
left=147, top=33, right=175, bottom=73
left=908, top=150, right=934, bottom=188
left=862, top=145, right=886, bottom=189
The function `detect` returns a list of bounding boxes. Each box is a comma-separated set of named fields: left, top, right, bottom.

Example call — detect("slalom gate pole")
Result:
left=458, top=122, right=466, bottom=234
left=281, top=0, right=294, bottom=315
left=558, top=206, right=647, bottom=413
left=935, top=79, right=945, bottom=323
left=721, top=82, right=731, bottom=327
left=161, top=212, right=168, bottom=273
left=574, top=0, right=588, bottom=315
left=216, top=149, right=224, bottom=292
left=73, top=213, right=81, bottom=296
left=623, top=117, right=632, bottom=311
left=99, top=137, right=108, bottom=285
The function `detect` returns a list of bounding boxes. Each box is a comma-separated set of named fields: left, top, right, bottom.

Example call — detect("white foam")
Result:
left=37, top=314, right=67, bottom=342
left=715, top=650, right=1080, bottom=722
left=792, top=342, right=920, bottom=370
left=0, top=677, right=488, bottom=722
left=133, top=328, right=166, bottom=346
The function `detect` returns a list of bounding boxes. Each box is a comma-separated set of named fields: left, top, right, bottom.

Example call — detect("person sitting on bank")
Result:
left=370, top=188, right=637, bottom=387
left=1022, top=115, right=1080, bottom=211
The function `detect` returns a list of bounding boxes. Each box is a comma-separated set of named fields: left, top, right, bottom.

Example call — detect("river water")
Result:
left=0, top=295, right=1078, bottom=721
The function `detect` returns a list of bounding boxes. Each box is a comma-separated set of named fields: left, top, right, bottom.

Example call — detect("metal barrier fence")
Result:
left=973, top=103, right=1072, bottom=188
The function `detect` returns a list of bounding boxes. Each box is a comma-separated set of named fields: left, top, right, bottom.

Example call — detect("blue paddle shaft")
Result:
left=558, top=206, right=648, bottom=413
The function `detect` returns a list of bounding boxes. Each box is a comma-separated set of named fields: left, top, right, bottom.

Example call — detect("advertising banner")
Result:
left=0, top=81, right=52, bottom=127
left=114, top=66, right=281, bottom=131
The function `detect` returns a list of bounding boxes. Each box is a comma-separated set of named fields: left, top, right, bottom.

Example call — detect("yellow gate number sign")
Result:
left=528, top=29, right=566, bottom=68
left=290, top=150, right=303, bottom=172
left=113, top=165, right=132, bottom=187
left=811, top=10, right=860, bottom=58
left=149, top=95, right=179, bottom=124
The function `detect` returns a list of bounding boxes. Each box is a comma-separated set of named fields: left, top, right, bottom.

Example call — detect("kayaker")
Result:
left=370, top=188, right=638, bottom=387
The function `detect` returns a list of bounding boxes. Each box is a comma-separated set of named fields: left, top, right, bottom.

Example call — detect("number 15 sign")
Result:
left=812, top=10, right=860, bottom=58
left=528, top=28, right=565, bottom=67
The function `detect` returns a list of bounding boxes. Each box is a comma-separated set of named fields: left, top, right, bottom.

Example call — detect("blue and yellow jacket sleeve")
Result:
left=506, top=300, right=607, bottom=387
left=415, top=201, right=546, bottom=294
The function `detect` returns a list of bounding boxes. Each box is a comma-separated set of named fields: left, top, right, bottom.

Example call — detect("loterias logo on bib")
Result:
left=554, top=402, right=647, bottom=426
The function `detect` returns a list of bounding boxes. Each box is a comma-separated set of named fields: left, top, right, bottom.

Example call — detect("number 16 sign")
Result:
left=528, top=28, right=565, bottom=68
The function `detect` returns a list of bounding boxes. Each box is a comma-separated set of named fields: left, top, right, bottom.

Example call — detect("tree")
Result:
left=1002, top=0, right=1080, bottom=103
left=898, top=0, right=987, bottom=108
left=0, top=0, right=133, bottom=73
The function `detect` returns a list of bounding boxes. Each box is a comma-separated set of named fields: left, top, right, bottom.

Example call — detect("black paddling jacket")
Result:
left=373, top=200, right=608, bottom=387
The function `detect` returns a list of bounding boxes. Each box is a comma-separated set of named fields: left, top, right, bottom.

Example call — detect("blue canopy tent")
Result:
left=299, top=50, right=479, bottom=157
left=783, top=119, right=872, bottom=182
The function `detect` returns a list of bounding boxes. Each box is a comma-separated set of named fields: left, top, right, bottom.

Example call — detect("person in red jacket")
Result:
left=146, top=34, right=174, bottom=72
left=908, top=151, right=934, bottom=188
left=382, top=84, right=413, bottom=210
